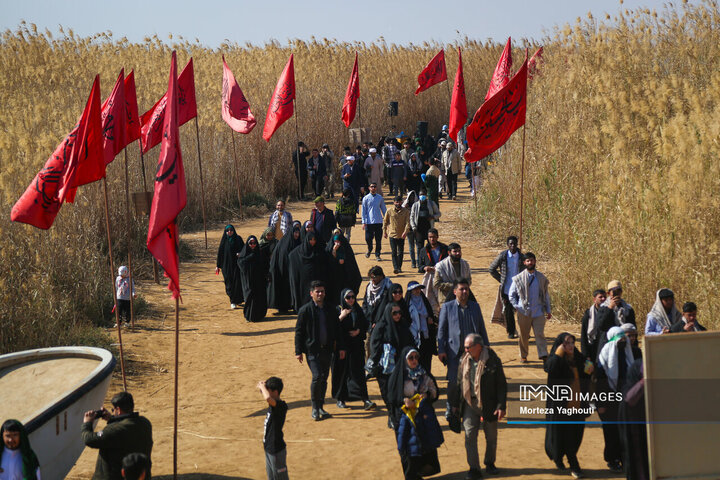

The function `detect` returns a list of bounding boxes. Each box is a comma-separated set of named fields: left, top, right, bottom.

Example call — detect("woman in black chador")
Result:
left=544, top=332, right=592, bottom=479
left=259, top=227, right=279, bottom=261
left=237, top=235, right=268, bottom=322
left=326, top=229, right=362, bottom=297
left=332, top=288, right=376, bottom=410
left=215, top=224, right=244, bottom=309
left=288, top=231, right=332, bottom=311
left=268, top=220, right=301, bottom=313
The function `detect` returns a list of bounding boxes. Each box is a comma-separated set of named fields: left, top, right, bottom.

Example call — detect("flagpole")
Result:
left=293, top=98, right=302, bottom=200
left=229, top=129, right=243, bottom=215
left=103, top=177, right=128, bottom=391
left=138, top=141, right=160, bottom=284
left=518, top=48, right=529, bottom=249
left=123, top=149, right=136, bottom=329
left=193, top=117, right=208, bottom=249
left=173, top=296, right=180, bottom=480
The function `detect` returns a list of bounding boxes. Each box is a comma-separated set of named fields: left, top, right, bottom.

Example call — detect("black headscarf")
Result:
left=300, top=220, right=315, bottom=243
left=546, top=332, right=586, bottom=380
left=298, top=231, right=322, bottom=261
left=270, top=220, right=301, bottom=275
left=326, top=232, right=362, bottom=294
left=217, top=224, right=244, bottom=273
left=387, top=346, right=437, bottom=407
left=0, top=420, right=39, bottom=480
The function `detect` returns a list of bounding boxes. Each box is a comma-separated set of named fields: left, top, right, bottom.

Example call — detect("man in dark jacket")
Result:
left=295, top=280, right=346, bottom=421
left=82, top=391, right=153, bottom=480
left=307, top=148, right=328, bottom=198
left=580, top=289, right=608, bottom=362
left=488, top=236, right=524, bottom=339
left=670, top=302, right=707, bottom=333
left=310, top=196, right=337, bottom=245
left=417, top=228, right=448, bottom=314
left=292, top=142, right=310, bottom=199
left=452, top=333, right=507, bottom=479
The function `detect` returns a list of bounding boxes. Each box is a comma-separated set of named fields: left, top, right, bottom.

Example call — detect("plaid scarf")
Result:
left=268, top=210, right=292, bottom=234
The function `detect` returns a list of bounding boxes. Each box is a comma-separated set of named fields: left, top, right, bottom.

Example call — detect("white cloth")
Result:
left=0, top=449, right=41, bottom=480
left=598, top=326, right=635, bottom=391
left=364, top=155, right=384, bottom=185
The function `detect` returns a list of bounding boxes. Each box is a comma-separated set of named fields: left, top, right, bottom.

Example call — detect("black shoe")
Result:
left=570, top=469, right=584, bottom=479
left=554, top=460, right=567, bottom=470
left=375, top=255, right=381, bottom=261
left=607, top=460, right=623, bottom=473
left=363, top=400, right=377, bottom=410
left=508, top=332, right=518, bottom=339
left=387, top=417, right=395, bottom=429
left=365, top=252, right=371, bottom=258
left=465, top=468, right=483, bottom=480
left=411, top=262, right=417, bottom=269
left=336, top=401, right=347, bottom=409
left=485, top=464, right=499, bottom=475
left=318, top=408, right=331, bottom=419
left=311, top=409, right=320, bottom=421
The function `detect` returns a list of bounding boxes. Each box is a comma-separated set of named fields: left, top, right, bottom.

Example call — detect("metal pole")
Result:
left=194, top=117, right=208, bottom=249
left=138, top=140, right=160, bottom=284
left=103, top=178, right=127, bottom=391
left=123, top=149, right=135, bottom=329
left=229, top=128, right=243, bottom=215
left=519, top=123, right=526, bottom=249
left=293, top=98, right=302, bottom=200
left=173, top=296, right=179, bottom=480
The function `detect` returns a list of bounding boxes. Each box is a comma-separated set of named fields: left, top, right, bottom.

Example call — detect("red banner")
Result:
left=341, top=53, right=360, bottom=128
left=485, top=37, right=513, bottom=102
left=139, top=59, right=197, bottom=153
left=448, top=48, right=467, bottom=143
left=101, top=70, right=128, bottom=165
left=221, top=56, right=257, bottom=134
left=415, top=49, right=447, bottom=95
left=11, top=76, right=102, bottom=228
left=124, top=70, right=141, bottom=144
left=262, top=54, right=295, bottom=142
left=147, top=52, right=186, bottom=299
left=465, top=58, right=528, bottom=163
left=528, top=47, right=544, bottom=81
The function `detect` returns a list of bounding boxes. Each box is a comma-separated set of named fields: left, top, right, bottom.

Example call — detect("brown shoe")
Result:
left=520, top=357, right=528, bottom=363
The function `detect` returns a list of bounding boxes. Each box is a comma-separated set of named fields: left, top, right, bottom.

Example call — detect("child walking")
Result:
left=115, top=265, right=136, bottom=327
left=258, top=377, right=289, bottom=480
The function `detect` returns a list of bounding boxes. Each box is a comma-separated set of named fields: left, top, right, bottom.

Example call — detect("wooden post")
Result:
left=519, top=123, right=526, bottom=249
left=138, top=141, right=160, bottom=284
left=293, top=99, right=302, bottom=200
left=102, top=178, right=127, bottom=391
left=123, top=149, right=136, bottom=329
left=173, top=296, right=180, bottom=480
left=229, top=129, right=243, bottom=215
left=193, top=117, right=208, bottom=249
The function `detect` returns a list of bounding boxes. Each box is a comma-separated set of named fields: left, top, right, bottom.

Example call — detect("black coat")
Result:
left=237, top=236, right=269, bottom=322
left=310, top=207, right=337, bottom=244
left=595, top=302, right=636, bottom=355
left=288, top=233, right=333, bottom=311
left=216, top=225, right=244, bottom=304
left=326, top=234, right=362, bottom=297
left=579, top=306, right=601, bottom=362
left=370, top=300, right=414, bottom=371
left=362, top=278, right=394, bottom=328
left=450, top=348, right=508, bottom=421
left=488, top=249, right=525, bottom=290
left=670, top=319, right=706, bottom=333
left=268, top=222, right=302, bottom=311
left=417, top=242, right=448, bottom=274
left=295, top=300, right=345, bottom=356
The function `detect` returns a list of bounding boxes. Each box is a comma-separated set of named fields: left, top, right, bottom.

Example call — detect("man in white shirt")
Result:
left=361, top=183, right=387, bottom=260
left=364, top=148, right=384, bottom=193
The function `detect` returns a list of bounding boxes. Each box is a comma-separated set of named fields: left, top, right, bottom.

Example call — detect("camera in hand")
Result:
left=93, top=409, right=105, bottom=418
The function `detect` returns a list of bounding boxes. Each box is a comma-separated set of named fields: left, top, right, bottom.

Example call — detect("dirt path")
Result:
left=68, top=183, right=622, bottom=480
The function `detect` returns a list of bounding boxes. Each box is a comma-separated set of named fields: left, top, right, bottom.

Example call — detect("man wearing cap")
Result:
left=364, top=147, right=384, bottom=193
left=508, top=252, right=551, bottom=364
left=361, top=183, right=387, bottom=261
left=438, top=124, right=450, bottom=141
left=670, top=302, right=707, bottom=333
left=442, top=141, right=462, bottom=200
left=292, top=142, right=309, bottom=199
left=596, top=280, right=636, bottom=354
left=310, top=197, right=337, bottom=245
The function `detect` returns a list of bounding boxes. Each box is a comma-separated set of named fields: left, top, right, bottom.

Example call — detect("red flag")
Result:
left=221, top=56, right=257, bottom=134
left=101, top=70, right=128, bottom=165
left=485, top=37, right=513, bottom=101
left=528, top=47, right=544, bottom=81
left=448, top=48, right=467, bottom=143
left=139, top=59, right=197, bottom=153
left=11, top=76, right=102, bottom=228
left=415, top=49, right=447, bottom=95
left=341, top=53, right=360, bottom=128
left=147, top=51, right=186, bottom=299
left=262, top=54, right=295, bottom=142
left=124, top=70, right=141, bottom=144
left=465, top=57, right=528, bottom=163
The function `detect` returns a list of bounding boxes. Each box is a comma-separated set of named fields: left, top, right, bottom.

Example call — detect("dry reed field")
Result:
left=471, top=1, right=720, bottom=329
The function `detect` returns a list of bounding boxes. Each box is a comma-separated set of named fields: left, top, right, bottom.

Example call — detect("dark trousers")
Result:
left=599, top=405, right=622, bottom=463
left=414, top=229, right=428, bottom=261
left=447, top=172, right=458, bottom=197
left=307, top=350, right=332, bottom=410
left=501, top=293, right=517, bottom=336
left=365, top=223, right=383, bottom=255
left=117, top=299, right=131, bottom=323
left=407, top=231, right=417, bottom=266
left=376, top=373, right=398, bottom=423
left=312, top=176, right=325, bottom=198
left=389, top=237, right=405, bottom=271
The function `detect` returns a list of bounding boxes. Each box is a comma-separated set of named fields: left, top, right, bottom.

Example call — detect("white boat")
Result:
left=0, top=346, right=116, bottom=480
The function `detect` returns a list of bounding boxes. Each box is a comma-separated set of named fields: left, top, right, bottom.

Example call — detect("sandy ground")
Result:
left=67, top=182, right=623, bottom=480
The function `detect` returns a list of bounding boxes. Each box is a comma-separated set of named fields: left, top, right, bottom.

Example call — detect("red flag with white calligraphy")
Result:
left=485, top=37, right=513, bottom=101
left=124, top=70, right=141, bottom=144
left=139, top=59, right=197, bottom=153
left=415, top=49, right=447, bottom=95
left=465, top=57, right=528, bottom=163
left=262, top=54, right=295, bottom=142
left=101, top=70, right=128, bottom=165
left=341, top=52, right=360, bottom=128
left=147, top=51, right=186, bottom=299
left=221, top=56, right=257, bottom=134
left=11, top=75, right=103, bottom=228
left=448, top=48, right=467, bottom=143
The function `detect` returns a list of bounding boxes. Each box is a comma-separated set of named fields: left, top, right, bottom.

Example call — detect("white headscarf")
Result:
left=598, top=326, right=635, bottom=391
left=647, top=289, right=682, bottom=330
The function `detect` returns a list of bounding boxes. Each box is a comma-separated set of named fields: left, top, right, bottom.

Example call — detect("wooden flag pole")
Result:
left=293, top=99, right=302, bottom=200
left=229, top=129, right=243, bottom=215
left=172, top=296, right=180, bottom=480
left=519, top=123, right=527, bottom=249
left=138, top=141, right=160, bottom=284
left=123, top=149, right=136, bottom=329
left=193, top=117, right=208, bottom=249
left=102, top=177, right=128, bottom=391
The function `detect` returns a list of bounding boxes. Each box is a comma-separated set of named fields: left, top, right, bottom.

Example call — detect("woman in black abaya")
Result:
left=215, top=224, right=244, bottom=309
left=268, top=221, right=301, bottom=313
left=288, top=231, right=332, bottom=311
left=545, top=332, right=592, bottom=478
left=259, top=227, right=278, bottom=261
left=237, top=235, right=268, bottom=322
left=326, top=229, right=362, bottom=296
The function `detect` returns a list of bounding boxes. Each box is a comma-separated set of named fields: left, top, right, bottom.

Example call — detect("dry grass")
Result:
left=0, top=25, right=518, bottom=352
left=472, top=1, right=720, bottom=330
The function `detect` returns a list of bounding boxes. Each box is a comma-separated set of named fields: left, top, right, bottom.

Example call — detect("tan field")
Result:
left=67, top=183, right=622, bottom=480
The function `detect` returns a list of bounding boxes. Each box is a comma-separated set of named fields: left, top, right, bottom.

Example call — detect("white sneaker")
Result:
left=230, top=303, right=237, bottom=310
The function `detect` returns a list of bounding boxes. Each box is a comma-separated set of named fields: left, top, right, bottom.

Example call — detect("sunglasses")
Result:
left=391, top=310, right=402, bottom=316
left=407, top=355, right=420, bottom=361
left=345, top=295, right=355, bottom=299
left=392, top=291, right=402, bottom=295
